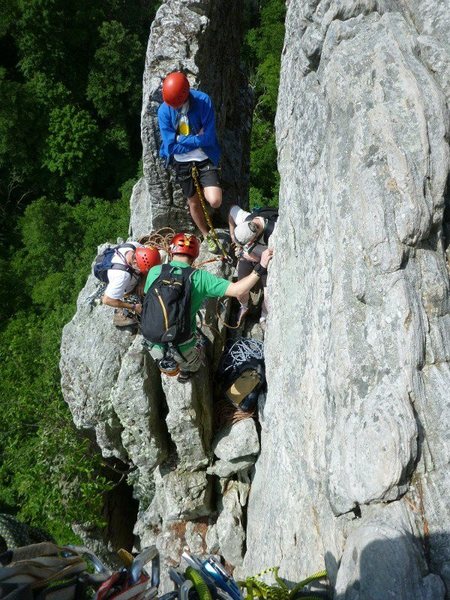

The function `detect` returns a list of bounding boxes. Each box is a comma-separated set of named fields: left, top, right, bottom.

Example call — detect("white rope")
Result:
left=221, top=338, right=264, bottom=374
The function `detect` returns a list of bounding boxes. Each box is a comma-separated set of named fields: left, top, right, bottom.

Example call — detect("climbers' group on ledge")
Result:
left=94, top=71, right=277, bottom=382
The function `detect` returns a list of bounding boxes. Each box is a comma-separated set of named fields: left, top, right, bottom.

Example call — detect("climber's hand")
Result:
left=260, top=248, right=273, bottom=269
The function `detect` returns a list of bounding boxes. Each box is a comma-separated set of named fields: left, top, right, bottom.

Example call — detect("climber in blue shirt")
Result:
left=157, top=72, right=222, bottom=253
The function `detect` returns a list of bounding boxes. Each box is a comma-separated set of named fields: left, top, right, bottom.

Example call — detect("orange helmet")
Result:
left=135, top=247, right=161, bottom=274
left=162, top=72, right=190, bottom=108
left=170, top=233, right=200, bottom=259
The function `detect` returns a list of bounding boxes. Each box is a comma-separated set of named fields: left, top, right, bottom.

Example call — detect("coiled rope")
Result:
left=219, top=338, right=264, bottom=375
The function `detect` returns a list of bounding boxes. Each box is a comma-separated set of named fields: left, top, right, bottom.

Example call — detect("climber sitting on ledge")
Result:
left=96, top=243, right=161, bottom=328
left=141, top=232, right=273, bottom=383
left=157, top=71, right=222, bottom=254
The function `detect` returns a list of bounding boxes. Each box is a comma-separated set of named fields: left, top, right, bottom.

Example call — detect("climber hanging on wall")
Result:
left=157, top=71, right=222, bottom=254
left=140, top=232, right=273, bottom=383
left=228, top=205, right=279, bottom=328
left=93, top=242, right=161, bottom=328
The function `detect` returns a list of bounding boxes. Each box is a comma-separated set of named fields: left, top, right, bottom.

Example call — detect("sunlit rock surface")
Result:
left=242, top=1, right=450, bottom=597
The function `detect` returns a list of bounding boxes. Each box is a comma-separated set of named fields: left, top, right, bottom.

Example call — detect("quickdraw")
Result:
left=191, top=164, right=232, bottom=264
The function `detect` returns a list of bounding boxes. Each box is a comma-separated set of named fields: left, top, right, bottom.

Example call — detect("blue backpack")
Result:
left=93, top=243, right=137, bottom=284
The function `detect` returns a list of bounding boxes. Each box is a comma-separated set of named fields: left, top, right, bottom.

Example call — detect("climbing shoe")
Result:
left=204, top=232, right=220, bottom=255
left=113, top=309, right=139, bottom=328
left=177, top=371, right=194, bottom=384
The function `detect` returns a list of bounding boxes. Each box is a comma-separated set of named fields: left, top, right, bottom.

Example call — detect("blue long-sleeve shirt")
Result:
left=157, top=89, right=221, bottom=166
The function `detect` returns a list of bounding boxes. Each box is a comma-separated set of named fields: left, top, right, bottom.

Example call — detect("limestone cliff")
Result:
left=242, top=1, right=450, bottom=598
left=60, top=0, right=450, bottom=598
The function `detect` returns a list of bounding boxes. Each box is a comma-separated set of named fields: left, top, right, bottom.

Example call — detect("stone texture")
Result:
left=216, top=482, right=246, bottom=566
left=131, top=0, right=252, bottom=237
left=162, top=366, right=212, bottom=471
left=334, top=503, right=446, bottom=599
left=207, top=457, right=256, bottom=479
left=212, top=419, right=260, bottom=461
left=242, top=0, right=450, bottom=596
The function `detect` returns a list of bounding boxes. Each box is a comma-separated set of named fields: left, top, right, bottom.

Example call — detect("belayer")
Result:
left=141, top=232, right=273, bottom=383
left=228, top=205, right=278, bottom=328
left=157, top=72, right=222, bottom=253
left=94, top=242, right=161, bottom=327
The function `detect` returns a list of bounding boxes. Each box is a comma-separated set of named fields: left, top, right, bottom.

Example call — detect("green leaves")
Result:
left=44, top=105, right=102, bottom=200
left=87, top=21, right=143, bottom=119
left=0, top=192, right=129, bottom=540
left=244, top=0, right=285, bottom=208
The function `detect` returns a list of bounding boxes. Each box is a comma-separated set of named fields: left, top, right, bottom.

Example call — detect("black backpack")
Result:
left=216, top=338, right=266, bottom=411
left=93, top=243, right=137, bottom=283
left=141, top=264, right=194, bottom=345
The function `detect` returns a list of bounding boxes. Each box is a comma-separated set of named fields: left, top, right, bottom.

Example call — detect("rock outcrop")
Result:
left=61, top=0, right=450, bottom=597
left=61, top=1, right=255, bottom=576
left=242, top=1, right=450, bottom=598
left=130, top=0, right=252, bottom=238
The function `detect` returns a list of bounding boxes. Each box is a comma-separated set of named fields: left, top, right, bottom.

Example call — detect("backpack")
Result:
left=93, top=243, right=137, bottom=284
left=141, top=264, right=194, bottom=345
left=216, top=338, right=266, bottom=411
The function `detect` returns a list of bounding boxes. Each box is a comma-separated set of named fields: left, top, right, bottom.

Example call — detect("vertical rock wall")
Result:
left=243, top=1, right=450, bottom=598
left=129, top=0, right=252, bottom=238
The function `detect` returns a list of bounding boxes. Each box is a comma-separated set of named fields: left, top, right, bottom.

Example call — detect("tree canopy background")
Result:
left=0, top=0, right=285, bottom=542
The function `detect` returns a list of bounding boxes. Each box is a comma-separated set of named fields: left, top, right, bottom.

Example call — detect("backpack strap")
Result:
left=112, top=243, right=139, bottom=276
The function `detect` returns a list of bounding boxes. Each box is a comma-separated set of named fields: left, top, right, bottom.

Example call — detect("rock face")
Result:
left=242, top=0, right=450, bottom=598
left=60, top=0, right=450, bottom=597
left=130, top=0, right=252, bottom=238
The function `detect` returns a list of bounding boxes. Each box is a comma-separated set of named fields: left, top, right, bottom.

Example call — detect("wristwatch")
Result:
left=253, top=263, right=267, bottom=277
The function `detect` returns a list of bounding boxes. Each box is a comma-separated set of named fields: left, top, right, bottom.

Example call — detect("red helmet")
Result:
left=170, top=233, right=200, bottom=259
left=135, top=247, right=161, bottom=274
left=162, top=72, right=190, bottom=108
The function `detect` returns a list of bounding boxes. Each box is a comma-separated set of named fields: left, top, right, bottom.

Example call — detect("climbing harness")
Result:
left=191, top=165, right=232, bottom=264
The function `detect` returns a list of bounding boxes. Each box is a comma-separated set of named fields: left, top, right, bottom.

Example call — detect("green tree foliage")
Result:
left=0, top=191, right=130, bottom=540
left=44, top=105, right=102, bottom=200
left=0, top=0, right=155, bottom=540
left=244, top=0, right=285, bottom=208
left=87, top=21, right=143, bottom=121
left=0, top=0, right=156, bottom=208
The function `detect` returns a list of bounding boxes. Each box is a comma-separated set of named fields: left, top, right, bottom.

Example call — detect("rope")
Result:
left=238, top=567, right=328, bottom=600
left=191, top=164, right=231, bottom=262
left=138, top=227, right=176, bottom=256
left=215, top=298, right=242, bottom=330
left=219, top=337, right=264, bottom=375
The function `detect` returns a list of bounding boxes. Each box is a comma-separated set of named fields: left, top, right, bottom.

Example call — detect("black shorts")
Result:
left=174, top=159, right=221, bottom=199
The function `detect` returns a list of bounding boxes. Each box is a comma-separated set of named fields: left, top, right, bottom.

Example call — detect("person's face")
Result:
left=127, top=250, right=139, bottom=271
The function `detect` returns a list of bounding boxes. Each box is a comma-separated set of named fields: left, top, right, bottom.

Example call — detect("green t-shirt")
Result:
left=143, top=260, right=231, bottom=350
